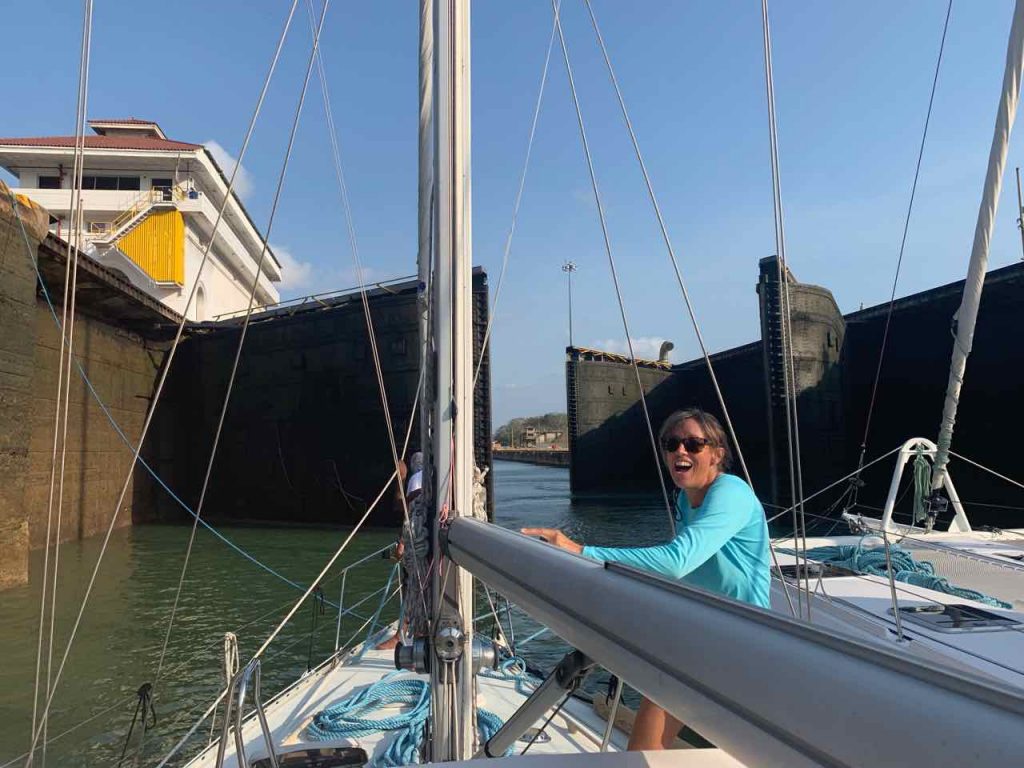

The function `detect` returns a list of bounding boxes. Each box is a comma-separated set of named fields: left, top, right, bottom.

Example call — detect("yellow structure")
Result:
left=116, top=209, right=184, bottom=285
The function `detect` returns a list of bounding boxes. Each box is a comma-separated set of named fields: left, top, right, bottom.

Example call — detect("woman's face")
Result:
left=663, top=418, right=723, bottom=492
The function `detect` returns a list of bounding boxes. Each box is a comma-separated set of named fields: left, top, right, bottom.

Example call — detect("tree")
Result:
left=493, top=413, right=568, bottom=446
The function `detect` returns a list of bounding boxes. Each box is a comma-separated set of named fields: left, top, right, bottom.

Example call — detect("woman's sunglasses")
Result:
left=660, top=436, right=713, bottom=453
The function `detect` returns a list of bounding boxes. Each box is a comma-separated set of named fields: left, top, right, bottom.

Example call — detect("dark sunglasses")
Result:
left=660, top=436, right=713, bottom=453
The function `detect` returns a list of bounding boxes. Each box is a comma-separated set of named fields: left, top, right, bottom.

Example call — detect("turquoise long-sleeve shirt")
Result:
left=581, top=473, right=771, bottom=608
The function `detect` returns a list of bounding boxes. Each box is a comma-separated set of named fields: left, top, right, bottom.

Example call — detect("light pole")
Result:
left=562, top=261, right=577, bottom=348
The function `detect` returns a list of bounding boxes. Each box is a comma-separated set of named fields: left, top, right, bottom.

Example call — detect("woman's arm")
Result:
left=582, top=479, right=750, bottom=580
left=520, top=527, right=583, bottom=554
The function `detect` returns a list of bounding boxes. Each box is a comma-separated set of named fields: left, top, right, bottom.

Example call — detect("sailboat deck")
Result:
left=184, top=643, right=744, bottom=767
left=772, top=538, right=1024, bottom=687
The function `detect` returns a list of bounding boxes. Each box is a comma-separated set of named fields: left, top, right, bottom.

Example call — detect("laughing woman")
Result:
left=522, top=407, right=771, bottom=751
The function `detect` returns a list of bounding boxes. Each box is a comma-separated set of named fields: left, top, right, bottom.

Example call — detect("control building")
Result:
left=0, top=118, right=281, bottom=320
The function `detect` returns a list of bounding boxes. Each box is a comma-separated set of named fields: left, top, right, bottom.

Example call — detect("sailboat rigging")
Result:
left=11, top=1, right=1024, bottom=766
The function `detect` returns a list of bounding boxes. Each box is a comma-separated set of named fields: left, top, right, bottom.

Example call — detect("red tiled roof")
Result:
left=0, top=135, right=201, bottom=151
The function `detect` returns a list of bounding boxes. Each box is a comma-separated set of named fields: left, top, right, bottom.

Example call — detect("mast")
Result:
left=430, top=0, right=476, bottom=759
left=933, top=0, right=1024, bottom=489
left=418, top=0, right=434, bottom=469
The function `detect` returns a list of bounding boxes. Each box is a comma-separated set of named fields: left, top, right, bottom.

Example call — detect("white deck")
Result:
left=772, top=534, right=1024, bottom=688
left=184, top=640, right=744, bottom=767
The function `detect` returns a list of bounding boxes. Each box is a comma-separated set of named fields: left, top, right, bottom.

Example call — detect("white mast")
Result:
left=933, top=0, right=1024, bottom=488
left=418, top=0, right=434, bottom=469
left=430, top=0, right=476, bottom=760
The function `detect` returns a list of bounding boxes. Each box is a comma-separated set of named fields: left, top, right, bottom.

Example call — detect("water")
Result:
left=0, top=462, right=669, bottom=766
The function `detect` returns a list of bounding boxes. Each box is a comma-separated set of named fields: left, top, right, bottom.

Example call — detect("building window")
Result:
left=81, top=175, right=141, bottom=191
left=38, top=176, right=61, bottom=189
left=151, top=178, right=173, bottom=190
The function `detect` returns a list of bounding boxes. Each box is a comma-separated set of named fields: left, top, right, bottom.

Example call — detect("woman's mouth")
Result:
left=673, top=459, right=693, bottom=475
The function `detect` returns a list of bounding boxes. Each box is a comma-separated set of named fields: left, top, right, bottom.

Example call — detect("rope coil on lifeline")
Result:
left=790, top=535, right=1012, bottom=609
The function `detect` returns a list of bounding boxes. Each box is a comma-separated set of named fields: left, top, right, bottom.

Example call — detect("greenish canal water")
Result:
left=1, top=462, right=670, bottom=767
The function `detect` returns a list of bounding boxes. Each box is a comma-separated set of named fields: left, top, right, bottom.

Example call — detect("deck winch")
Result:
left=394, top=633, right=497, bottom=675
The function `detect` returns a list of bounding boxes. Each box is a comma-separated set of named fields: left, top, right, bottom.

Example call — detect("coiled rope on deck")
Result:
left=794, top=535, right=1011, bottom=609
left=306, top=675, right=508, bottom=766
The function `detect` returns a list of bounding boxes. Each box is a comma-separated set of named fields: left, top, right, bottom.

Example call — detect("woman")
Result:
left=523, top=408, right=771, bottom=751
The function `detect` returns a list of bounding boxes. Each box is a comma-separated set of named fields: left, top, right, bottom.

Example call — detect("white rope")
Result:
left=549, top=0, right=674, bottom=528
left=760, top=0, right=811, bottom=620
left=152, top=0, right=330, bottom=697
left=22, top=5, right=302, bottom=761
left=579, top=0, right=796, bottom=619
left=27, top=5, right=93, bottom=766
left=471, top=7, right=558, bottom=390
left=310, top=0, right=430, bottom=620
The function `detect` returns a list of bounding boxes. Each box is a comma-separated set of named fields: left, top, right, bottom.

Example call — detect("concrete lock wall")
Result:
left=152, top=271, right=493, bottom=528
left=24, top=302, right=165, bottom=547
left=0, top=194, right=44, bottom=587
left=2, top=186, right=494, bottom=588
left=1, top=198, right=167, bottom=587
left=567, top=255, right=1024, bottom=527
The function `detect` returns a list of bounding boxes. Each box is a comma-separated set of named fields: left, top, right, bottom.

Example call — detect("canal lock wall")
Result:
left=1, top=195, right=171, bottom=587
left=3, top=188, right=494, bottom=587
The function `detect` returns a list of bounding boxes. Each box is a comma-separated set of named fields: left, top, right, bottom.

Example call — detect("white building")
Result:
left=0, top=118, right=281, bottom=320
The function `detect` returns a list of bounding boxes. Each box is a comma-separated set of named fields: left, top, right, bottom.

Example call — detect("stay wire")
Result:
left=761, top=0, right=811, bottom=620
left=20, top=207, right=324, bottom=597
left=247, top=372, right=422, bottom=665
left=949, top=450, right=1024, bottom=492
left=855, top=0, right=954, bottom=478
left=1, top=693, right=136, bottom=768
left=310, top=0, right=430, bottom=621
left=581, top=0, right=796, bottom=618
left=471, top=5, right=558, bottom=390
left=152, top=0, right=329, bottom=699
left=23, top=3, right=302, bottom=760
left=550, top=0, right=674, bottom=528
left=30, top=4, right=93, bottom=766
left=152, top=0, right=327, bottom=696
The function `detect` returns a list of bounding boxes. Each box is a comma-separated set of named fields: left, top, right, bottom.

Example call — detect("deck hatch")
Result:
left=893, top=603, right=1020, bottom=633
left=780, top=562, right=858, bottom=581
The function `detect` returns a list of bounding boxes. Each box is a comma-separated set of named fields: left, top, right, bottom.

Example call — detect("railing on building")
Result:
left=210, top=275, right=417, bottom=322
left=88, top=184, right=196, bottom=238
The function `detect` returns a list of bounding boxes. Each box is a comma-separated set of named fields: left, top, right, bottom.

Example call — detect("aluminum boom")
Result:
left=446, top=518, right=1024, bottom=768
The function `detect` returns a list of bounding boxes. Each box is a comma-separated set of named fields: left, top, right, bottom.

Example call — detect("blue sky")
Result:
left=2, top=1, right=1022, bottom=426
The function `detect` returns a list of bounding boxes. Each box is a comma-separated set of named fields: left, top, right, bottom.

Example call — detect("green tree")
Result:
left=493, top=413, right=568, bottom=446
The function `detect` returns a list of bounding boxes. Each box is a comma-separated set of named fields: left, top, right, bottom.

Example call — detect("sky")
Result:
left=2, top=1, right=1022, bottom=427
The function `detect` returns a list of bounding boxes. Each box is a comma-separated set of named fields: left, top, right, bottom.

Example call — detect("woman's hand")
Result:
left=521, top=527, right=583, bottom=554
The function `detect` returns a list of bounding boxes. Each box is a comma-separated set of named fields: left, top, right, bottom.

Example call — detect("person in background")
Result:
left=379, top=451, right=427, bottom=649
left=522, top=408, right=770, bottom=751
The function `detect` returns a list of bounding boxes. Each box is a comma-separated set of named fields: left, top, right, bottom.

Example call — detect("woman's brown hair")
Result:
left=658, top=408, right=733, bottom=472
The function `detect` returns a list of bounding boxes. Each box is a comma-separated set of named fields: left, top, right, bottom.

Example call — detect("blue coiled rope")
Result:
left=799, top=535, right=1012, bottom=609
left=307, top=675, right=509, bottom=766
left=480, top=656, right=539, bottom=696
